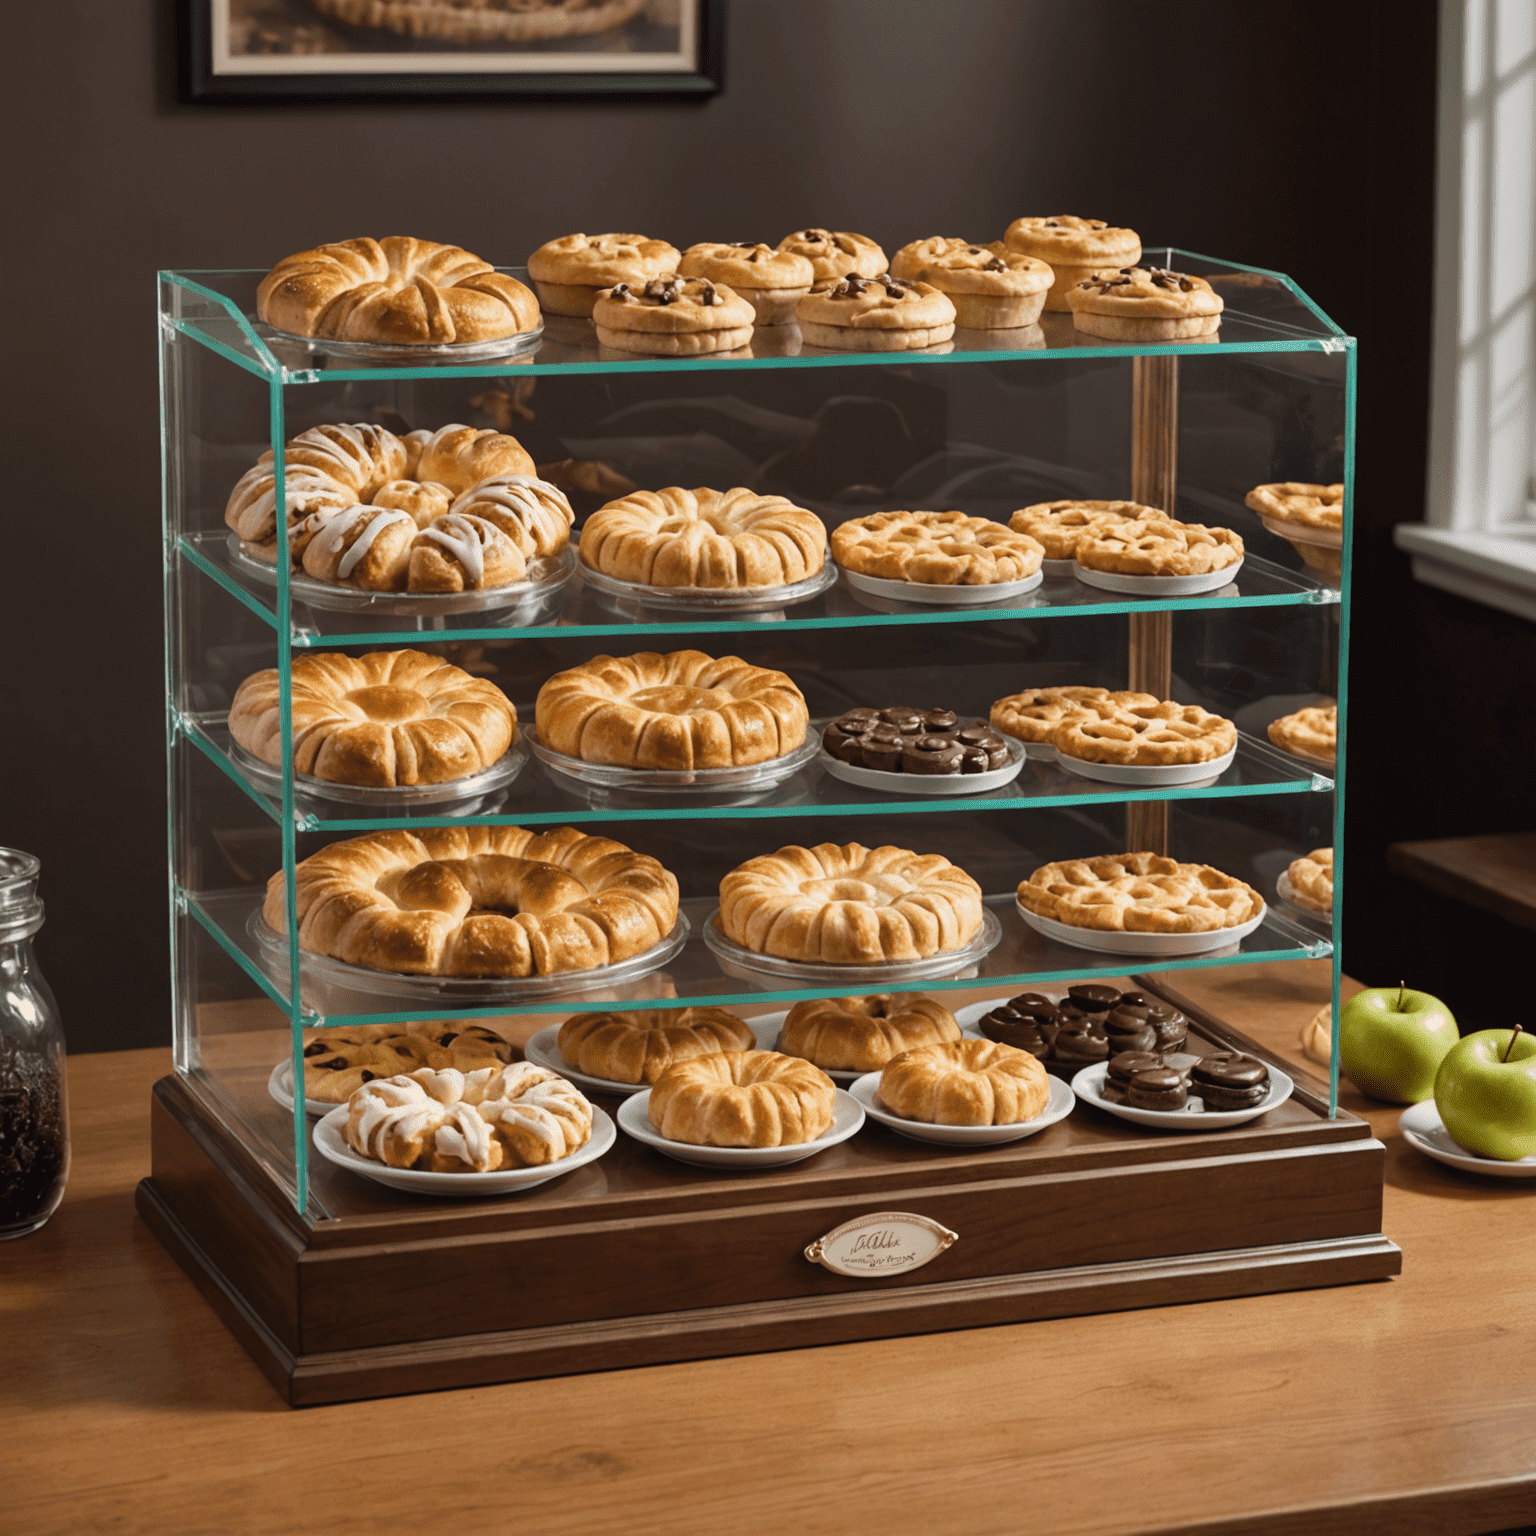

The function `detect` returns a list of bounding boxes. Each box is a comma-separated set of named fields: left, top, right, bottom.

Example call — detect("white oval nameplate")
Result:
left=805, top=1211, right=958, bottom=1278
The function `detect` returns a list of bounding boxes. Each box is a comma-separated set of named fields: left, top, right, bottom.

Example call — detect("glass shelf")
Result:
left=189, top=888, right=1332, bottom=1028
left=163, top=249, right=1352, bottom=383
left=185, top=713, right=1330, bottom=833
left=180, top=531, right=1335, bottom=646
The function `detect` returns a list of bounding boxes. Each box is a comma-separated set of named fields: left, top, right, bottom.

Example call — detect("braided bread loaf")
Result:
left=878, top=1038, right=1050, bottom=1126
left=779, top=994, right=959, bottom=1073
left=556, top=1007, right=754, bottom=1086
left=647, top=1050, right=836, bottom=1147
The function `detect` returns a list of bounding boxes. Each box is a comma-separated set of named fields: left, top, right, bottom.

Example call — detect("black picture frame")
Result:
left=183, top=0, right=723, bottom=103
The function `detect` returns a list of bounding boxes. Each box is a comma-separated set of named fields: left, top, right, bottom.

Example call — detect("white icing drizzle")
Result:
left=452, top=473, right=570, bottom=523
left=416, top=512, right=490, bottom=587
left=316, top=507, right=415, bottom=579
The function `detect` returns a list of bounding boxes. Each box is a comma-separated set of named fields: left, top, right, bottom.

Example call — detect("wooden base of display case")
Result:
left=136, top=983, right=1400, bottom=1407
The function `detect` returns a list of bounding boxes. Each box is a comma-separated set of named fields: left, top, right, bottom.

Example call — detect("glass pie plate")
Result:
left=701, top=906, right=1003, bottom=986
left=253, top=320, right=544, bottom=366
left=616, top=1088, right=864, bottom=1169
left=526, top=727, right=819, bottom=794
left=850, top=1070, right=1076, bottom=1146
left=838, top=566, right=1044, bottom=608
left=1052, top=741, right=1237, bottom=787
left=1071, top=1060, right=1294, bottom=1130
left=578, top=556, right=837, bottom=615
left=228, top=537, right=576, bottom=618
left=1072, top=560, right=1244, bottom=597
left=249, top=908, right=691, bottom=1007
left=523, top=1015, right=783, bottom=1098
left=311, top=1102, right=615, bottom=1197
left=1014, top=898, right=1267, bottom=957
left=230, top=734, right=529, bottom=812
left=1398, top=1101, right=1536, bottom=1178
left=817, top=731, right=1027, bottom=796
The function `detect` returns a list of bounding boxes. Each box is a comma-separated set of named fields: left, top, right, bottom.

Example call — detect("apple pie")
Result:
left=1075, top=517, right=1243, bottom=577
left=832, top=510, right=1044, bottom=586
left=1267, top=703, right=1336, bottom=765
left=1285, top=848, right=1334, bottom=913
left=1053, top=699, right=1237, bottom=766
left=1009, top=500, right=1168, bottom=561
left=989, top=686, right=1158, bottom=749
left=1245, top=481, right=1344, bottom=577
left=1017, top=852, right=1264, bottom=935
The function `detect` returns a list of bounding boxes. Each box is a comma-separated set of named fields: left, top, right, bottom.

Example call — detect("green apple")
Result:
left=1433, top=1026, right=1536, bottom=1160
left=1338, top=984, right=1459, bottom=1103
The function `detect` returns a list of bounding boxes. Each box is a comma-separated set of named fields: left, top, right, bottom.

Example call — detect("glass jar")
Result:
left=0, top=849, right=68, bottom=1239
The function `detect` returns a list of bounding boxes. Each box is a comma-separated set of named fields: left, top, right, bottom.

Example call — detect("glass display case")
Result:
left=144, top=253, right=1394, bottom=1405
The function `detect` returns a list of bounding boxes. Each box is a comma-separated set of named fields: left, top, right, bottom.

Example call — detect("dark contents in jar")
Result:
left=0, top=1036, right=66, bottom=1228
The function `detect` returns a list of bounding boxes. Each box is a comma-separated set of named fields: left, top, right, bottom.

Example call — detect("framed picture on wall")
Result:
left=184, top=0, right=723, bottom=101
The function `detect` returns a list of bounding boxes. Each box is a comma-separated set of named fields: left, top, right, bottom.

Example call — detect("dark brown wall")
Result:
left=8, top=0, right=1512, bottom=1052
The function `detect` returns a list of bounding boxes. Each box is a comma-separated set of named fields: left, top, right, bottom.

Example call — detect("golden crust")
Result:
left=229, top=649, right=516, bottom=787
left=526, top=232, right=680, bottom=288
left=647, top=1050, right=836, bottom=1147
left=579, top=486, right=826, bottom=589
left=1008, top=500, right=1168, bottom=560
left=889, top=237, right=972, bottom=281
left=832, top=510, right=1043, bottom=586
left=1244, top=481, right=1344, bottom=531
left=911, top=241, right=1053, bottom=297
left=591, top=276, right=754, bottom=334
left=718, top=841, right=984, bottom=964
left=779, top=994, right=959, bottom=1073
left=556, top=1007, right=754, bottom=1086
left=1302, top=1004, right=1333, bottom=1064
left=989, top=686, right=1159, bottom=745
left=797, top=321, right=953, bottom=353
left=1267, top=703, right=1336, bottom=764
left=1017, top=852, right=1264, bottom=935
left=1286, top=848, right=1334, bottom=913
left=777, top=228, right=888, bottom=282
left=878, top=1038, right=1050, bottom=1126
left=1003, top=216, right=1141, bottom=267
left=1066, top=266, right=1223, bottom=320
left=263, top=825, right=680, bottom=978
left=1075, top=518, right=1243, bottom=577
left=796, top=274, right=956, bottom=330
left=534, top=650, right=808, bottom=770
left=1054, top=700, right=1237, bottom=766
left=679, top=242, right=816, bottom=291
left=299, top=1020, right=512, bottom=1103
left=594, top=324, right=753, bottom=356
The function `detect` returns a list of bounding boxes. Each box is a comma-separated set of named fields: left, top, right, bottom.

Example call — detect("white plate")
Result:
left=840, top=567, right=1044, bottom=607
left=1276, top=867, right=1332, bottom=919
left=1261, top=515, right=1342, bottom=549
left=311, top=1103, right=615, bottom=1196
left=267, top=1060, right=334, bottom=1119
left=1399, top=1100, right=1536, bottom=1177
left=254, top=319, right=543, bottom=365
left=523, top=1016, right=783, bottom=1098
left=817, top=732, right=1026, bottom=796
left=616, top=1088, right=865, bottom=1168
left=526, top=727, right=818, bottom=793
left=849, top=1070, right=1075, bottom=1146
left=1072, top=560, right=1243, bottom=597
left=578, top=558, right=837, bottom=614
left=1016, top=898, right=1267, bottom=957
left=1071, top=1061, right=1294, bottom=1129
left=1053, top=742, right=1236, bottom=787
left=1040, top=557, right=1080, bottom=580
left=1021, top=740, right=1059, bottom=763
left=702, top=906, right=1003, bottom=985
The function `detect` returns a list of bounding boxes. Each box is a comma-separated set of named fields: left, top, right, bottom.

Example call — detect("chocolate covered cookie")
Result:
left=1192, top=1052, right=1271, bottom=1110
left=1126, top=1066, right=1189, bottom=1112
left=822, top=707, right=1012, bottom=776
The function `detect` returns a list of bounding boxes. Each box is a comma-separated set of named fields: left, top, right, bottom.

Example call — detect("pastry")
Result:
left=718, top=841, right=984, bottom=964
left=821, top=708, right=1011, bottom=776
left=678, top=242, right=816, bottom=325
left=1066, top=983, right=1122, bottom=1014
left=1245, top=481, right=1345, bottom=577
left=1108, top=991, right=1188, bottom=1051
left=299, top=1021, right=512, bottom=1103
left=889, top=237, right=973, bottom=281
left=795, top=274, right=957, bottom=352
left=579, top=486, right=827, bottom=590
left=647, top=1050, right=836, bottom=1147
left=1302, top=1004, right=1333, bottom=1064
left=989, top=687, right=1159, bottom=751
left=591, top=276, right=754, bottom=356
left=1018, top=852, right=1265, bottom=935
left=413, top=424, right=537, bottom=495
left=1002, top=216, right=1142, bottom=311
left=1053, top=699, right=1237, bottom=767
left=1075, top=517, right=1243, bottom=578
left=779, top=994, right=960, bottom=1073
left=832, top=510, right=1044, bottom=586
left=777, top=228, right=888, bottom=283
left=1285, top=848, right=1334, bottom=913
left=447, top=474, right=576, bottom=562
left=1049, top=1019, right=1111, bottom=1070
left=1191, top=1052, right=1272, bottom=1110
left=229, top=648, right=516, bottom=787
left=1008, top=500, right=1168, bottom=561
left=905, top=241, right=1054, bottom=329
left=257, top=237, right=540, bottom=346
left=1104, top=1050, right=1169, bottom=1100
left=1126, top=1066, right=1189, bottom=1112
left=1267, top=703, right=1337, bottom=765
left=312, top=0, right=645, bottom=44
left=296, top=505, right=531, bottom=594
left=556, top=1007, right=754, bottom=1086
left=345, top=1063, right=593, bottom=1173
left=526, top=232, right=681, bottom=318
left=1066, top=266, right=1223, bottom=341
left=977, top=992, right=1079, bottom=1056
left=263, top=825, right=679, bottom=978
left=534, top=650, right=809, bottom=769
left=1101, top=1010, right=1159, bottom=1056
left=876, top=1037, right=1051, bottom=1126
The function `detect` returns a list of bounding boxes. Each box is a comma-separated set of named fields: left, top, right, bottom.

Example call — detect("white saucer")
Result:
left=1015, top=899, right=1267, bottom=956
left=1261, top=515, right=1342, bottom=549
left=840, top=567, right=1044, bottom=607
left=849, top=1071, right=1075, bottom=1146
left=617, top=1088, right=865, bottom=1168
left=1072, top=560, right=1243, bottom=597
left=1277, top=868, right=1332, bottom=918
left=523, top=1015, right=783, bottom=1098
left=1040, top=557, right=1079, bottom=580
left=1398, top=1100, right=1536, bottom=1177
left=267, top=1060, right=333, bottom=1119
left=817, top=733, right=1026, bottom=796
left=1071, top=1061, right=1294, bottom=1129
left=311, top=1104, right=616, bottom=1196
left=1053, top=742, right=1236, bottom=787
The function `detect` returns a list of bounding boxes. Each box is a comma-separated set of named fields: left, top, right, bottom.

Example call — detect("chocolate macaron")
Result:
left=1191, top=1052, right=1271, bottom=1110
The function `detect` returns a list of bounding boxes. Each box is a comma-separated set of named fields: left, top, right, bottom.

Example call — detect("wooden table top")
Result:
left=4, top=960, right=1535, bottom=1536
